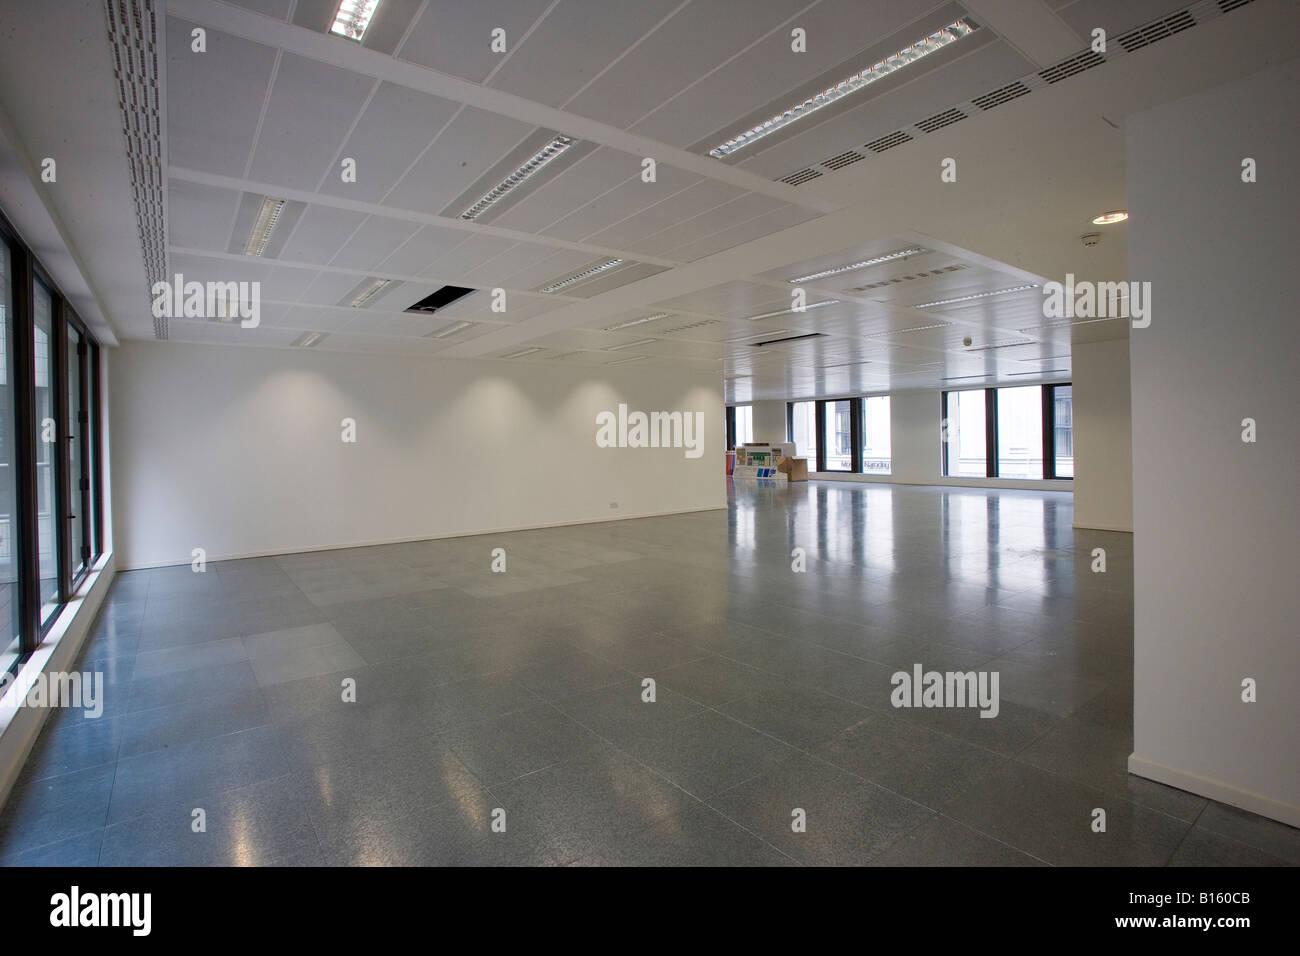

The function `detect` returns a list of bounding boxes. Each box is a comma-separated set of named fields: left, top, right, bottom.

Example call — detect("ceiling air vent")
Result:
left=780, top=167, right=823, bottom=186
left=821, top=149, right=865, bottom=171
left=865, top=130, right=913, bottom=153
left=1039, top=50, right=1106, bottom=84
left=915, top=108, right=967, bottom=133
left=659, top=319, right=718, bottom=335
left=971, top=81, right=1030, bottom=111
left=1116, top=10, right=1196, bottom=52
left=850, top=263, right=968, bottom=291
left=405, top=286, right=476, bottom=313
left=1219, top=0, right=1254, bottom=12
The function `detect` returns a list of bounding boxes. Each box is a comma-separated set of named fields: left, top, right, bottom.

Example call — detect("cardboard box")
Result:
left=777, top=457, right=808, bottom=481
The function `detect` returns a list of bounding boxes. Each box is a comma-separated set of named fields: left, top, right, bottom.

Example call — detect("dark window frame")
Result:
left=0, top=208, right=104, bottom=660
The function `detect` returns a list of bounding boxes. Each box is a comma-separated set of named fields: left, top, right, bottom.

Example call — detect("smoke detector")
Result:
left=1080, top=233, right=1102, bottom=247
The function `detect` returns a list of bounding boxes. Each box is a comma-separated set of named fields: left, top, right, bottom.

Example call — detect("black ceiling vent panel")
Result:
left=971, top=81, right=1030, bottom=111
left=1038, top=50, right=1106, bottom=84
left=780, top=167, right=823, bottom=186
left=751, top=332, right=826, bottom=347
left=1116, top=10, right=1196, bottom=52
left=865, top=130, right=913, bottom=153
left=915, top=108, right=967, bottom=133
left=406, top=286, right=476, bottom=313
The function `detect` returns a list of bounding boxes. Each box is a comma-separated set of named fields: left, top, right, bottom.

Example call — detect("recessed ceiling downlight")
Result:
left=1092, top=210, right=1128, bottom=225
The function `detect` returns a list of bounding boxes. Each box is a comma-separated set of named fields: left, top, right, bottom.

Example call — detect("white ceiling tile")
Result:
left=541, top=166, right=702, bottom=242
left=318, top=82, right=461, bottom=203
left=488, top=0, right=683, bottom=107
left=374, top=226, right=472, bottom=277
left=167, top=179, right=241, bottom=252
left=247, top=53, right=375, bottom=191
left=165, top=21, right=276, bottom=177
left=563, top=0, right=809, bottom=129
left=383, top=107, right=536, bottom=215
left=277, top=205, right=369, bottom=264
left=631, top=0, right=933, bottom=148
left=398, top=0, right=554, bottom=84
left=489, top=147, right=636, bottom=233
left=329, top=216, right=421, bottom=271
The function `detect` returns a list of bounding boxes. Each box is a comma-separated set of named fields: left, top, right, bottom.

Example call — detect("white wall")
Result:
left=110, top=341, right=722, bottom=568
left=1127, top=60, right=1300, bottom=826
left=1072, top=338, right=1133, bottom=532
left=750, top=400, right=787, bottom=445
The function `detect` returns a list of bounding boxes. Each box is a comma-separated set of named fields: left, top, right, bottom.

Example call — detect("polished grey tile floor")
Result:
left=2, top=481, right=1296, bottom=866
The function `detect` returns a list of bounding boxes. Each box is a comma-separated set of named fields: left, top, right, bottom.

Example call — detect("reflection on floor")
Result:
left=1, top=480, right=1296, bottom=866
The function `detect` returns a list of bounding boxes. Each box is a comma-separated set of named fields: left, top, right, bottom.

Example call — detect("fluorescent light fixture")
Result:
left=539, top=259, right=623, bottom=293
left=425, top=320, right=473, bottom=339
left=461, top=136, right=574, bottom=221
left=709, top=20, right=976, bottom=159
left=606, top=338, right=656, bottom=351
left=913, top=284, right=1039, bottom=309
left=602, top=313, right=669, bottom=332
left=501, top=347, right=544, bottom=359
left=331, top=0, right=381, bottom=41
left=606, top=355, right=649, bottom=367
left=867, top=322, right=950, bottom=336
left=291, top=331, right=326, bottom=348
left=1020, top=316, right=1121, bottom=332
left=745, top=299, right=839, bottom=321
left=244, top=197, right=286, bottom=256
left=350, top=278, right=391, bottom=308
left=1092, top=210, right=1128, bottom=225
left=789, top=247, right=925, bottom=283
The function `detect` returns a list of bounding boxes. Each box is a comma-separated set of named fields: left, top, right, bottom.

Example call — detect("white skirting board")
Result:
left=1128, top=752, right=1300, bottom=828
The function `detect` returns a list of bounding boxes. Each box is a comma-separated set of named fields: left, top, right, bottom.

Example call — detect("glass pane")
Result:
left=34, top=282, right=59, bottom=622
left=68, top=325, right=85, bottom=578
left=789, top=401, right=816, bottom=463
left=823, top=400, right=852, bottom=471
left=861, top=395, right=891, bottom=475
left=0, top=245, right=20, bottom=659
left=1053, top=385, right=1074, bottom=477
left=734, top=405, right=753, bottom=446
left=944, top=389, right=986, bottom=477
left=997, top=385, right=1044, bottom=479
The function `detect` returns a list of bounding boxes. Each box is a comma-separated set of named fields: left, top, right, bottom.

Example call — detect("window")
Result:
left=823, top=400, right=853, bottom=471
left=734, top=405, right=753, bottom=446
left=725, top=404, right=753, bottom=450
left=788, top=401, right=816, bottom=463
left=1052, top=385, right=1074, bottom=477
left=67, top=323, right=88, bottom=583
left=943, top=389, right=987, bottom=477
left=0, top=207, right=104, bottom=662
left=0, top=242, right=18, bottom=660
left=996, top=385, right=1043, bottom=479
left=942, top=384, right=1073, bottom=480
left=32, top=280, right=59, bottom=624
left=861, top=395, right=891, bottom=475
